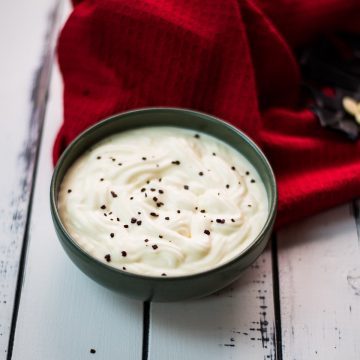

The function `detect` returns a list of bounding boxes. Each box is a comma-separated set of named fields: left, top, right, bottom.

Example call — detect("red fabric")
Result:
left=54, top=0, right=360, bottom=228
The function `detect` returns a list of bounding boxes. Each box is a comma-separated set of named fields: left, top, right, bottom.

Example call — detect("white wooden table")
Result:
left=1, top=1, right=359, bottom=359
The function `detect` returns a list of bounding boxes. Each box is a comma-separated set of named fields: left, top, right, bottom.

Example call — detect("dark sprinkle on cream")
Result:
left=194, top=134, right=200, bottom=139
left=110, top=233, right=114, bottom=238
left=111, top=191, right=118, bottom=198
left=153, top=197, right=158, bottom=202
left=159, top=235, right=163, bottom=239
left=231, top=166, right=236, bottom=171
left=161, top=273, right=167, bottom=277
left=165, top=217, right=170, bottom=220
left=67, top=189, right=72, bottom=193
left=144, top=239, right=149, bottom=242
left=96, top=156, right=101, bottom=160
left=158, top=189, right=164, bottom=194
left=157, top=202, right=164, bottom=208
left=121, top=251, right=127, bottom=257
left=116, top=217, right=120, bottom=222
left=171, top=160, right=180, bottom=165
left=150, top=212, right=159, bottom=217
left=100, top=178, right=104, bottom=181
left=246, top=171, right=250, bottom=175
left=200, top=209, right=206, bottom=213
left=216, top=219, right=225, bottom=224
left=104, top=254, right=111, bottom=262
left=118, top=163, right=122, bottom=166
left=137, top=220, right=142, bottom=226
left=124, top=224, right=129, bottom=228
left=142, top=157, right=147, bottom=161
left=177, top=210, right=181, bottom=214
left=101, top=205, right=106, bottom=210
left=184, top=185, right=189, bottom=190
left=231, top=219, right=235, bottom=223
left=226, top=184, right=230, bottom=189
left=212, top=152, right=216, bottom=156
left=138, top=211, right=141, bottom=215
left=122, top=266, right=126, bottom=270
left=130, top=197, right=134, bottom=200
left=150, top=188, right=156, bottom=192
left=199, top=172, right=204, bottom=176
left=250, top=179, right=256, bottom=183
left=131, top=218, right=137, bottom=224
left=152, top=245, right=158, bottom=250
left=141, top=188, right=146, bottom=192
left=204, top=230, right=210, bottom=235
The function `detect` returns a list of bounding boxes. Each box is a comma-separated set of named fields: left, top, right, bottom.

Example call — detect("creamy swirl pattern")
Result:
left=58, top=127, right=268, bottom=276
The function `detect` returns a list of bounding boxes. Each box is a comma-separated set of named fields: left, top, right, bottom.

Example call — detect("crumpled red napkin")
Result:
left=54, top=0, right=360, bottom=228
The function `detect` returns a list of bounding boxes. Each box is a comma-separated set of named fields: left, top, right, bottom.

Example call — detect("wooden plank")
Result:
left=277, top=204, right=360, bottom=359
left=10, top=7, right=144, bottom=358
left=149, top=247, right=277, bottom=360
left=0, top=0, right=61, bottom=356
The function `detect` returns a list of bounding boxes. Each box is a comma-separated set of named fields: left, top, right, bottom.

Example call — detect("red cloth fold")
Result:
left=54, top=0, right=360, bottom=228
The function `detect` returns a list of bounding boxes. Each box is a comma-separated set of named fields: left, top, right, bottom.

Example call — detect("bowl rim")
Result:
left=50, top=107, right=277, bottom=281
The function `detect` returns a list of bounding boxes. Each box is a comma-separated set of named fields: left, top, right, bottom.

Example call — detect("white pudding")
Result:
left=58, top=126, right=268, bottom=276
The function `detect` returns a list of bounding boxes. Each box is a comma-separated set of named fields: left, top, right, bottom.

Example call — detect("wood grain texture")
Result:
left=277, top=204, right=360, bottom=360
left=0, top=0, right=61, bottom=356
left=149, top=248, right=277, bottom=360
left=10, top=22, right=144, bottom=359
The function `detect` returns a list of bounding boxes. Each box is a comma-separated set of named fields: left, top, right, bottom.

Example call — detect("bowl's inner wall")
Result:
left=54, top=109, right=275, bottom=227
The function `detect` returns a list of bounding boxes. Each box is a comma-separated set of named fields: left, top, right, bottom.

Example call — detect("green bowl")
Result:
left=50, top=108, right=277, bottom=302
